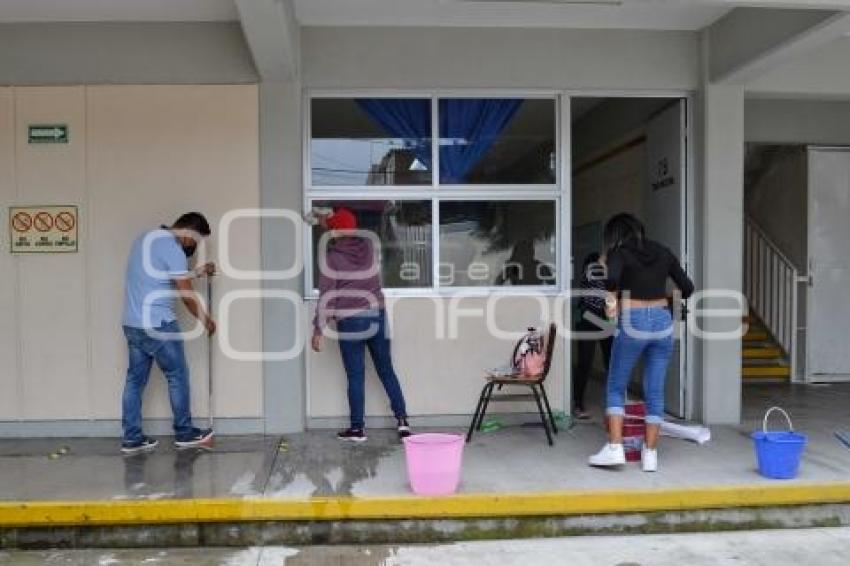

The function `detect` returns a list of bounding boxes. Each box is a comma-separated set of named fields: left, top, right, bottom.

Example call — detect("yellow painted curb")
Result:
left=2, top=483, right=850, bottom=527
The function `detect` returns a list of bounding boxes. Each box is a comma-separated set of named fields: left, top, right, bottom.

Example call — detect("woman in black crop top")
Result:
left=588, top=213, right=694, bottom=473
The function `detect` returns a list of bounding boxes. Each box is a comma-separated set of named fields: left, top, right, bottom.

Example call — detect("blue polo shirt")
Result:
left=122, top=228, right=189, bottom=329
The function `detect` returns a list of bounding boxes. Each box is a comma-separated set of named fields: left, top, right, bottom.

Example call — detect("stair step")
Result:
left=742, top=357, right=788, bottom=367
left=741, top=362, right=783, bottom=369
left=743, top=329, right=769, bottom=342
left=741, top=314, right=787, bottom=380
left=743, top=340, right=777, bottom=348
left=742, top=365, right=791, bottom=378
left=742, top=346, right=783, bottom=359
left=743, top=376, right=791, bottom=385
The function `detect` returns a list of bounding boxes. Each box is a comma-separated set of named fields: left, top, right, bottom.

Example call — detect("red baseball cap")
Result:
left=326, top=207, right=358, bottom=231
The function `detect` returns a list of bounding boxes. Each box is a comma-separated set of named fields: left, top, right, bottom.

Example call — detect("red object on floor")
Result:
left=623, top=401, right=646, bottom=462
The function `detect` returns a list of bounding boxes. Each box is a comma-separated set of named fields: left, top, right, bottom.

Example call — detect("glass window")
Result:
left=439, top=98, right=556, bottom=185
left=311, top=98, right=432, bottom=186
left=307, top=95, right=563, bottom=293
left=439, top=201, right=557, bottom=287
left=311, top=200, right=433, bottom=289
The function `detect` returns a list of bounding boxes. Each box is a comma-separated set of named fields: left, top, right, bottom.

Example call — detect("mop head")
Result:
left=660, top=420, right=711, bottom=445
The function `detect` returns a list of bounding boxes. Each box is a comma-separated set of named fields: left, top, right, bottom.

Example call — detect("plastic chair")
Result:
left=466, top=323, right=559, bottom=446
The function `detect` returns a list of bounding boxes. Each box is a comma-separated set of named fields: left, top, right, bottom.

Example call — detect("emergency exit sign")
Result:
left=28, top=124, right=68, bottom=144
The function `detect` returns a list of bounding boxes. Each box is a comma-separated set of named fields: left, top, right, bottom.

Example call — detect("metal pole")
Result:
left=206, top=274, right=214, bottom=430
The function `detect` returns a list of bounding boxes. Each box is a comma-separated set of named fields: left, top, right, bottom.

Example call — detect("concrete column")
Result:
left=699, top=84, right=745, bottom=425
left=260, top=80, right=305, bottom=433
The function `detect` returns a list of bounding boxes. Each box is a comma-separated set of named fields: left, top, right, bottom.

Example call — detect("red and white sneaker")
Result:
left=174, top=428, right=215, bottom=449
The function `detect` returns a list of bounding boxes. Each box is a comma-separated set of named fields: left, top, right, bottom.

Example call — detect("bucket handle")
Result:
left=763, top=406, right=794, bottom=434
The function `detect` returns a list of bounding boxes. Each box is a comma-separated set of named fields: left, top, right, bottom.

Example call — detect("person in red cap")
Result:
left=310, top=207, right=411, bottom=442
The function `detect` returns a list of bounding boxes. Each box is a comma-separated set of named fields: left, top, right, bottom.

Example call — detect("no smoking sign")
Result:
left=11, top=211, right=32, bottom=233
left=55, top=212, right=76, bottom=232
left=8, top=205, right=78, bottom=253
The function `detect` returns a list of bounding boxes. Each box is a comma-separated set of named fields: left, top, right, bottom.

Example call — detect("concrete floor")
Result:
left=2, top=528, right=850, bottom=565
left=0, top=383, right=848, bottom=501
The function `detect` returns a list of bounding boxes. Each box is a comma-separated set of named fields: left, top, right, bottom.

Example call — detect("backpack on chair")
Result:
left=512, top=327, right=546, bottom=379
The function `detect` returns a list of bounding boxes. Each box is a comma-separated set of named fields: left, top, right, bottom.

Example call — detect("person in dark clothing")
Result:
left=588, top=213, right=694, bottom=473
left=310, top=207, right=411, bottom=443
left=495, top=239, right=555, bottom=286
left=573, top=252, right=614, bottom=420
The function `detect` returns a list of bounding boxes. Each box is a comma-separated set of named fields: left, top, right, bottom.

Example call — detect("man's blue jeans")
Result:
left=122, top=321, right=195, bottom=443
left=606, top=307, right=674, bottom=425
left=336, top=309, right=408, bottom=430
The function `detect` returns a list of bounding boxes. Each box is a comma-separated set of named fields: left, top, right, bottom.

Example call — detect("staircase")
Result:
left=743, top=218, right=803, bottom=384
left=742, top=313, right=791, bottom=383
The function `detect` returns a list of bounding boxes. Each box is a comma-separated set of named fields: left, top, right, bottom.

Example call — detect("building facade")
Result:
left=2, top=1, right=850, bottom=436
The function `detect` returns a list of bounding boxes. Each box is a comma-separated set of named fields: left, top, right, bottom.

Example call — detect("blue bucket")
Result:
left=751, top=407, right=807, bottom=480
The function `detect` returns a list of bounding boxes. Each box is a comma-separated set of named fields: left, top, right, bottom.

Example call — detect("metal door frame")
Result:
left=565, top=91, right=694, bottom=420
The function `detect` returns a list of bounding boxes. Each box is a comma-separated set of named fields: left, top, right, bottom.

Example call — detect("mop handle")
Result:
left=206, top=274, right=214, bottom=429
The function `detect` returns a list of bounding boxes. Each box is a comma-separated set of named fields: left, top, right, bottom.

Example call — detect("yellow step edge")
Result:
left=744, top=331, right=769, bottom=341
left=743, top=375, right=791, bottom=383
left=2, top=483, right=850, bottom=527
left=742, top=347, right=783, bottom=359
left=742, top=366, right=791, bottom=378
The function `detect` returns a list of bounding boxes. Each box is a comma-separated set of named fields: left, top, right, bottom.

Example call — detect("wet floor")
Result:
left=2, top=528, right=850, bottom=565
left=0, top=383, right=849, bottom=501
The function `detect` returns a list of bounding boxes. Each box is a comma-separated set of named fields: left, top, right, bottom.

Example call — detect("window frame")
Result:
left=304, top=89, right=565, bottom=297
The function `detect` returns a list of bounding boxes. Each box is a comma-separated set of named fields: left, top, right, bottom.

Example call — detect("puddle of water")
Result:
left=266, top=433, right=399, bottom=497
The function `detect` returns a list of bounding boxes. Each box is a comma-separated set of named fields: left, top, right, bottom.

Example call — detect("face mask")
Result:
left=182, top=245, right=197, bottom=258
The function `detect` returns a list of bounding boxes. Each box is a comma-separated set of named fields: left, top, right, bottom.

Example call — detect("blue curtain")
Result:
left=355, top=98, right=432, bottom=169
left=439, top=99, right=522, bottom=184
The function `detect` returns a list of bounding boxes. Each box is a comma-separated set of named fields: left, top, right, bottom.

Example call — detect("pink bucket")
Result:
left=402, top=433, right=465, bottom=496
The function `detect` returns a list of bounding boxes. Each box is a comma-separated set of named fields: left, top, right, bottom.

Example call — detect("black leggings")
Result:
left=573, top=316, right=613, bottom=412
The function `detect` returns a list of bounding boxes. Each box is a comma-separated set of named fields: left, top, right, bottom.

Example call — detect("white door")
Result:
left=644, top=100, right=689, bottom=417
left=807, top=148, right=850, bottom=380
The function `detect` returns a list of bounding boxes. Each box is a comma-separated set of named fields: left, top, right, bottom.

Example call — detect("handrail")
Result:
left=744, top=216, right=801, bottom=380
left=745, top=218, right=801, bottom=275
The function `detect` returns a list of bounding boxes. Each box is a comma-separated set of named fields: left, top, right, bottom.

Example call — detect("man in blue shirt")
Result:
left=121, top=212, right=216, bottom=454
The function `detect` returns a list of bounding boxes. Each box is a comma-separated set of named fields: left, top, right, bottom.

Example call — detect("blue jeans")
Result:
left=606, top=307, right=674, bottom=425
left=122, top=321, right=195, bottom=443
left=337, top=309, right=408, bottom=430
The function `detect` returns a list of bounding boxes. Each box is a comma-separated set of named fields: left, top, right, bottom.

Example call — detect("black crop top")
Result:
left=606, top=239, right=694, bottom=300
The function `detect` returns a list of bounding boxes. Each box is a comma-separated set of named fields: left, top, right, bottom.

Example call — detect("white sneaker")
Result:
left=642, top=446, right=658, bottom=472
left=588, top=443, right=626, bottom=467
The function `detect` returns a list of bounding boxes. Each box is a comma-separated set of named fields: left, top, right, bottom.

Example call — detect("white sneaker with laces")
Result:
left=588, top=443, right=626, bottom=467
left=642, top=446, right=658, bottom=472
